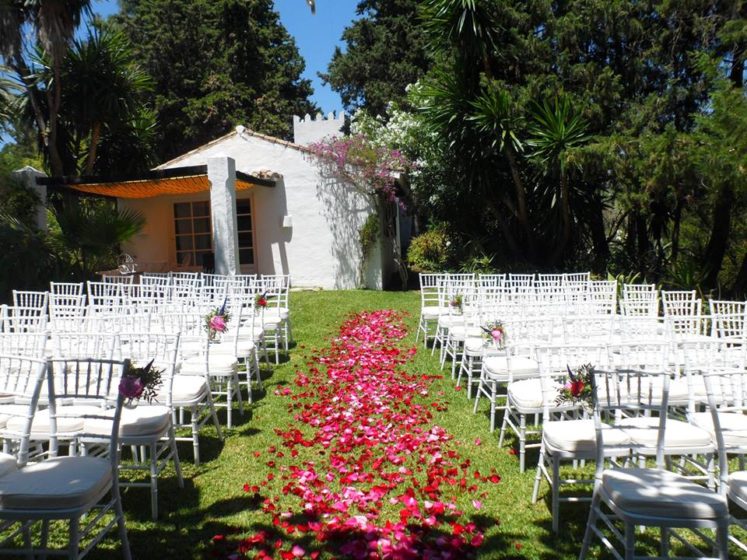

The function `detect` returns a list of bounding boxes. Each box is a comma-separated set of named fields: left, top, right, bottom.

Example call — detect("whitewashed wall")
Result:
left=123, top=131, right=382, bottom=289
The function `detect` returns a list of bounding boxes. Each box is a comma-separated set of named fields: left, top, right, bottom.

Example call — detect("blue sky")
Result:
left=89, top=0, right=358, bottom=114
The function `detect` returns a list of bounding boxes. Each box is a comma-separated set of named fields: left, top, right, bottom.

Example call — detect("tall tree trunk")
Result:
left=46, top=57, right=65, bottom=176
left=733, top=251, right=747, bottom=298
left=670, top=199, right=683, bottom=264
left=550, top=173, right=572, bottom=265
left=701, top=183, right=734, bottom=289
left=503, top=145, right=534, bottom=258
left=589, top=193, right=609, bottom=274
left=85, top=121, right=102, bottom=175
left=635, top=211, right=649, bottom=276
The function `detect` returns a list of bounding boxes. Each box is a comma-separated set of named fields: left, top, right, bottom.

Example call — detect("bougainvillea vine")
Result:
left=212, top=310, right=499, bottom=559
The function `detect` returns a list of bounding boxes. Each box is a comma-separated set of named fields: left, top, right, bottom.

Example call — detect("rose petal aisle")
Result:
left=213, top=310, right=499, bottom=559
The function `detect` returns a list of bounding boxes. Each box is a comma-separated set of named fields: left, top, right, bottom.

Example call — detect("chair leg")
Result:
left=22, top=524, right=33, bottom=560
left=498, top=405, right=510, bottom=447
left=113, top=478, right=132, bottom=560
left=169, top=425, right=184, bottom=488
left=716, top=520, right=729, bottom=560
left=531, top=445, right=545, bottom=504
left=41, top=520, right=50, bottom=554
left=226, top=378, right=233, bottom=429
left=206, top=392, right=224, bottom=440
left=578, top=493, right=600, bottom=560
left=551, top=456, right=560, bottom=532
left=473, top=379, right=482, bottom=414
left=519, top=414, right=527, bottom=472
left=253, top=351, right=262, bottom=389
left=489, top=383, right=497, bottom=432
left=234, top=373, right=244, bottom=414
left=68, top=517, right=80, bottom=560
left=660, top=527, right=669, bottom=557
left=191, top=406, right=201, bottom=466
left=624, top=521, right=635, bottom=560
left=150, top=443, right=159, bottom=520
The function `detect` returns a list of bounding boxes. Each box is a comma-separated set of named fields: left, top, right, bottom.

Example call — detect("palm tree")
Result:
left=60, top=27, right=154, bottom=174
left=526, top=96, right=590, bottom=264
left=0, top=0, right=92, bottom=176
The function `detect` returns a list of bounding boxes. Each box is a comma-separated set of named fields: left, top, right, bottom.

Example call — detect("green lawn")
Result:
left=70, top=290, right=731, bottom=559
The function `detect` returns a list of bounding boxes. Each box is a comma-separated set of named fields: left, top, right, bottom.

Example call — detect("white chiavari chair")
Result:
left=498, top=316, right=559, bottom=471
left=180, top=318, right=244, bottom=429
left=536, top=273, right=564, bottom=287
left=11, top=290, right=48, bottom=314
left=531, top=345, right=614, bottom=532
left=48, top=293, right=87, bottom=332
left=49, top=282, right=84, bottom=297
left=109, top=332, right=183, bottom=520
left=578, top=367, right=729, bottom=560
left=563, top=272, right=591, bottom=284
left=416, top=273, right=448, bottom=348
left=621, top=282, right=659, bottom=317
left=583, top=280, right=617, bottom=315
left=102, top=274, right=134, bottom=284
left=709, top=300, right=746, bottom=369
left=151, top=312, right=224, bottom=465
left=506, top=273, right=534, bottom=288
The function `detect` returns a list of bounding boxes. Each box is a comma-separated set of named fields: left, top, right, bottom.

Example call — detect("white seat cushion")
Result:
left=691, top=412, right=747, bottom=448
left=0, top=453, right=17, bottom=478
left=437, top=315, right=465, bottom=328
left=508, top=378, right=559, bottom=410
left=84, top=405, right=171, bottom=438
left=543, top=420, right=631, bottom=454
left=618, top=417, right=713, bottom=451
left=447, top=326, right=483, bottom=341
left=464, top=337, right=486, bottom=353
left=180, top=339, right=204, bottom=357
left=0, top=456, right=111, bottom=510
left=0, top=404, right=34, bottom=429
left=483, top=355, right=538, bottom=380
left=727, top=471, right=747, bottom=508
left=421, top=306, right=448, bottom=319
left=264, top=308, right=289, bottom=321
left=5, top=406, right=102, bottom=438
left=181, top=353, right=237, bottom=375
left=602, top=468, right=728, bottom=519
left=167, top=376, right=209, bottom=405
left=211, top=339, right=256, bottom=357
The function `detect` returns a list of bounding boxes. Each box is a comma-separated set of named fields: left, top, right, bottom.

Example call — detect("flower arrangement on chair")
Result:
left=119, top=359, right=163, bottom=406
left=449, top=293, right=463, bottom=314
left=205, top=300, right=231, bottom=340
left=255, top=292, right=268, bottom=308
left=555, top=363, right=595, bottom=410
left=481, top=321, right=506, bottom=349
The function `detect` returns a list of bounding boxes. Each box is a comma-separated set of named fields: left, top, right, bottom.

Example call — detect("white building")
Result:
left=37, top=113, right=402, bottom=290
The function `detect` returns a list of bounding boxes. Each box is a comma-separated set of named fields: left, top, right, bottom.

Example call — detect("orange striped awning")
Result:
left=38, top=165, right=275, bottom=199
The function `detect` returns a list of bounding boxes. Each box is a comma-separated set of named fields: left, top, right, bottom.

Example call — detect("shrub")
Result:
left=407, top=228, right=453, bottom=272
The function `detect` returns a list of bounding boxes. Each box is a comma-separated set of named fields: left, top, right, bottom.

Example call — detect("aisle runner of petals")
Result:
left=215, top=310, right=499, bottom=559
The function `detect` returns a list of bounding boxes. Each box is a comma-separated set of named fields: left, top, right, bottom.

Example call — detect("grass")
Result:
left=45, top=289, right=736, bottom=559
